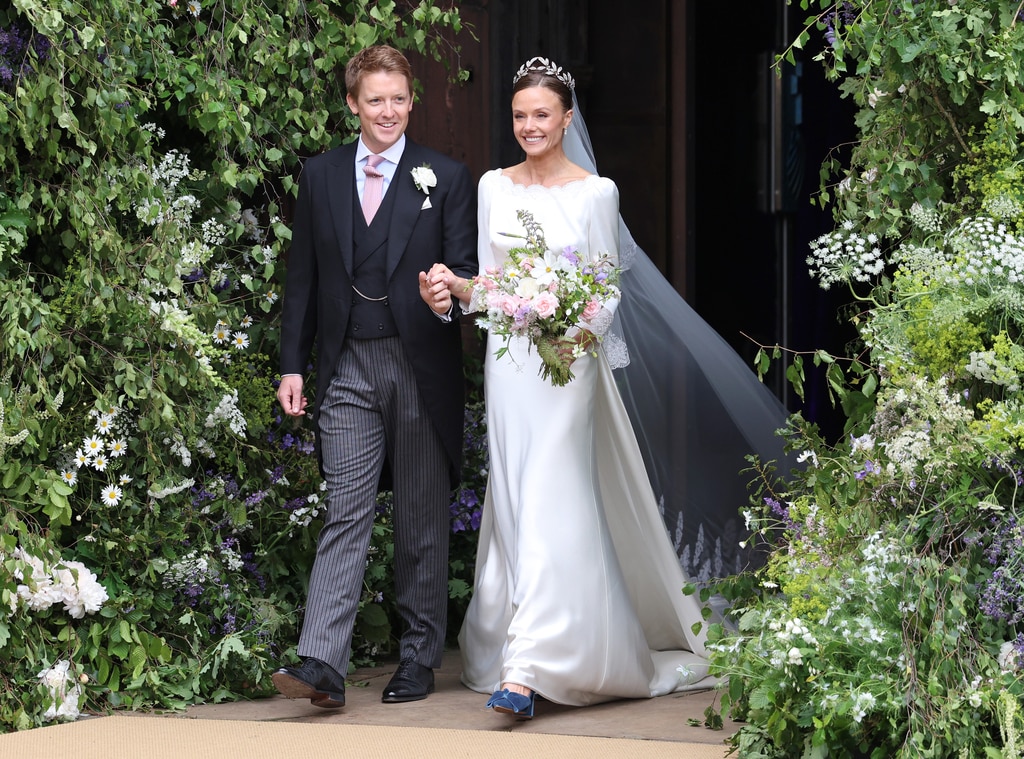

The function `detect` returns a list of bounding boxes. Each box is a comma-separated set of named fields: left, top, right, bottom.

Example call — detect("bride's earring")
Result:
left=563, top=127, right=568, bottom=136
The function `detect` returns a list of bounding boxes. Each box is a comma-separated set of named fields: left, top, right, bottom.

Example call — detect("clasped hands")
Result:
left=418, top=263, right=469, bottom=315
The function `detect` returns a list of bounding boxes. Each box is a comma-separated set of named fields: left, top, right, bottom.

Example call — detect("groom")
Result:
left=273, top=45, right=477, bottom=708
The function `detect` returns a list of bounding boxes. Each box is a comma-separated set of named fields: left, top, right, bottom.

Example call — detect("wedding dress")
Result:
left=458, top=169, right=715, bottom=704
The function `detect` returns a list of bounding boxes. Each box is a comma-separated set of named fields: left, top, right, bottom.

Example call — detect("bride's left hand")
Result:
left=552, top=330, right=596, bottom=365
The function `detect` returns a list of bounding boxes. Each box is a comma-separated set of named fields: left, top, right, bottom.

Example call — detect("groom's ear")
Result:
left=346, top=92, right=358, bottom=115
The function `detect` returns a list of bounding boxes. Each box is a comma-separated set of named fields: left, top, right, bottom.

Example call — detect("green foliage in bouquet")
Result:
left=0, top=0, right=467, bottom=732
left=708, top=1, right=1024, bottom=756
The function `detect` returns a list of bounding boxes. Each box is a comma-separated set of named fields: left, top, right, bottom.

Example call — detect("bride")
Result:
left=419, top=57, right=788, bottom=718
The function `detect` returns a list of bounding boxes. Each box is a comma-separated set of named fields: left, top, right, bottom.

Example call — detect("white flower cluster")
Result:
left=966, top=349, right=1021, bottom=391
left=998, top=641, right=1022, bottom=672
left=136, top=193, right=200, bottom=227
left=220, top=542, right=244, bottom=572
left=62, top=404, right=132, bottom=502
left=850, top=433, right=875, bottom=453
left=889, top=242, right=948, bottom=285
left=147, top=477, right=195, bottom=500
left=983, top=193, right=1023, bottom=221
left=806, top=220, right=885, bottom=290
left=767, top=616, right=819, bottom=648
left=10, top=547, right=109, bottom=619
left=201, top=218, right=227, bottom=246
left=37, top=660, right=83, bottom=722
left=205, top=391, right=247, bottom=436
left=150, top=149, right=192, bottom=191
left=870, top=376, right=974, bottom=478
left=850, top=690, right=877, bottom=723
left=141, top=122, right=167, bottom=140
left=177, top=239, right=214, bottom=276
left=252, top=245, right=277, bottom=265
left=163, top=551, right=212, bottom=590
left=240, top=208, right=261, bottom=241
left=945, top=216, right=1024, bottom=289
left=908, top=201, right=942, bottom=234
left=164, top=430, right=192, bottom=467
left=289, top=492, right=324, bottom=533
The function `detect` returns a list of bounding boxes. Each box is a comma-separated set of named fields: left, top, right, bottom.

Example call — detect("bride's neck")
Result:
left=518, top=152, right=576, bottom=187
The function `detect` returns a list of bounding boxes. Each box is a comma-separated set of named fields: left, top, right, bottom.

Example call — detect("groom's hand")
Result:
left=277, top=375, right=308, bottom=417
left=419, top=269, right=453, bottom=315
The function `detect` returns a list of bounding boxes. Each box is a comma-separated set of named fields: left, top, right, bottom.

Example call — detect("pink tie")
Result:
left=362, top=155, right=385, bottom=224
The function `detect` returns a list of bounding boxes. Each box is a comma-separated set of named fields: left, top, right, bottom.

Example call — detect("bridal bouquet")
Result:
left=469, top=210, right=621, bottom=386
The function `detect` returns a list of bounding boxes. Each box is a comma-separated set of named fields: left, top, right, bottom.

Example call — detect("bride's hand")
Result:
left=428, top=263, right=472, bottom=305
left=551, top=330, right=596, bottom=365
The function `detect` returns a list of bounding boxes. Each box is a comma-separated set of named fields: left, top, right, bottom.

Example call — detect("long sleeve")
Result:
left=586, top=178, right=621, bottom=317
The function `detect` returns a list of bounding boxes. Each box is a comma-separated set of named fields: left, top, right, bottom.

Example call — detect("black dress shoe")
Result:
left=272, top=658, right=346, bottom=708
left=381, top=659, right=434, bottom=703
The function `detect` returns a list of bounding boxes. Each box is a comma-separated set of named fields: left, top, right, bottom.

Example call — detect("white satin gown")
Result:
left=458, top=169, right=714, bottom=706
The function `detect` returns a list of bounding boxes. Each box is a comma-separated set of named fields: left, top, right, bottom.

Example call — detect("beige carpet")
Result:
left=1, top=715, right=731, bottom=758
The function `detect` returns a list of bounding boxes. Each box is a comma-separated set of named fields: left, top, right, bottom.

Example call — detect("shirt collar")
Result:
left=356, top=134, right=406, bottom=166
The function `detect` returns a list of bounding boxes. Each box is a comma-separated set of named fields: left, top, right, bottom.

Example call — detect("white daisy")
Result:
left=240, top=315, right=253, bottom=328
left=92, top=455, right=108, bottom=472
left=212, top=324, right=230, bottom=344
left=83, top=435, right=103, bottom=455
left=118, top=474, right=133, bottom=486
left=232, top=331, right=250, bottom=350
left=95, top=414, right=114, bottom=435
left=73, top=449, right=90, bottom=468
left=60, top=469, right=78, bottom=486
left=101, top=485, right=123, bottom=507
left=108, top=438, right=128, bottom=457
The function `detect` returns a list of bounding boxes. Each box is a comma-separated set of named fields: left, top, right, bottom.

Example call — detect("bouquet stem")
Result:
left=537, top=336, right=576, bottom=387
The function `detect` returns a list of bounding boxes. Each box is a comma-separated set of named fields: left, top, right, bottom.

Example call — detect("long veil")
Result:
left=566, top=94, right=792, bottom=579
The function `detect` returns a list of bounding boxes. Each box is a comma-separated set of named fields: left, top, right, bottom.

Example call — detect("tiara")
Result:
left=512, top=57, right=575, bottom=91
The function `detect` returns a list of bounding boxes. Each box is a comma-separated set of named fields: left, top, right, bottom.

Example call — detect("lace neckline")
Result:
left=495, top=168, right=598, bottom=192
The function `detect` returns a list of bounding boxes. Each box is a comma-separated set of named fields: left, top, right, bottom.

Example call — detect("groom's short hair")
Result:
left=345, top=45, right=414, bottom=99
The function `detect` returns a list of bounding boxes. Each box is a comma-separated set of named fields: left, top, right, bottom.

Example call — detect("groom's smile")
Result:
left=346, top=70, right=413, bottom=154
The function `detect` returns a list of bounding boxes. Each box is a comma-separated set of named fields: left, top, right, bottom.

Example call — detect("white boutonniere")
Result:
left=411, top=164, right=437, bottom=196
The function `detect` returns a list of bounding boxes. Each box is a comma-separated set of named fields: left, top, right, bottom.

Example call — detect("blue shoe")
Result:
left=486, top=688, right=535, bottom=719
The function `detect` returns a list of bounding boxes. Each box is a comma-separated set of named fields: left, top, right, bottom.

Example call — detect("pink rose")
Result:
left=581, top=299, right=602, bottom=322
left=533, top=292, right=559, bottom=319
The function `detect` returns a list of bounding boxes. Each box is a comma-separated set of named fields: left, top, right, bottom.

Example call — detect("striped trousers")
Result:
left=297, top=336, right=450, bottom=675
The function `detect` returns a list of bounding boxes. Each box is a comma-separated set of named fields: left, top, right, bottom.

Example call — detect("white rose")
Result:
left=411, top=165, right=437, bottom=195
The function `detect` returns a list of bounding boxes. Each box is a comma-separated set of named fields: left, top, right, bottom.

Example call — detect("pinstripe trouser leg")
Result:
left=298, top=337, right=450, bottom=675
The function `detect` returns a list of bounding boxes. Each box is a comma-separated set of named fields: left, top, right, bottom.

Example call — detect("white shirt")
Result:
left=354, top=134, right=406, bottom=203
